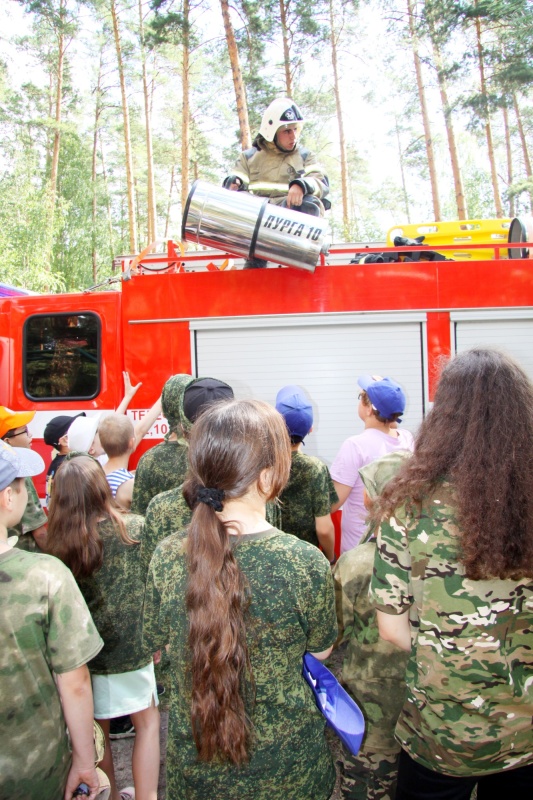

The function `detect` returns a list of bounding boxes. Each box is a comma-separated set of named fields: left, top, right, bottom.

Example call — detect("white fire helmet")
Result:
left=259, top=98, right=304, bottom=142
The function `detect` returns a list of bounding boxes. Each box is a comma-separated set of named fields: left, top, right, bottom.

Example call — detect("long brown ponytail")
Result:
left=183, top=399, right=291, bottom=765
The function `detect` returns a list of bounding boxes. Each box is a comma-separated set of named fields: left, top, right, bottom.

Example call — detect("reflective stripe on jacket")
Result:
left=231, top=141, right=329, bottom=201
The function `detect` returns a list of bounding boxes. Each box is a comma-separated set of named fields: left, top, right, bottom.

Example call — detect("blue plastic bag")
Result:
left=302, top=652, right=365, bottom=755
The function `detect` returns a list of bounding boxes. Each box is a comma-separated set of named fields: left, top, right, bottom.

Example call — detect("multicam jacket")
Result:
left=334, top=542, right=408, bottom=755
left=0, top=550, right=102, bottom=800
left=9, top=477, right=47, bottom=551
left=332, top=452, right=410, bottom=800
left=143, top=527, right=337, bottom=800
left=370, top=481, right=533, bottom=776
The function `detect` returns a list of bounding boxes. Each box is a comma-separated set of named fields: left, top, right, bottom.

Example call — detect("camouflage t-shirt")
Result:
left=334, top=542, right=408, bottom=754
left=77, top=514, right=151, bottom=674
left=143, top=527, right=337, bottom=800
left=130, top=439, right=189, bottom=515
left=0, top=549, right=103, bottom=800
left=9, top=477, right=47, bottom=552
left=142, top=486, right=282, bottom=579
left=370, top=481, right=533, bottom=776
left=279, top=451, right=338, bottom=548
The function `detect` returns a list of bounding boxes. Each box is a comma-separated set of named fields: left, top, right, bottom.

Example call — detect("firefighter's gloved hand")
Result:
left=286, top=183, right=304, bottom=208
left=223, top=175, right=242, bottom=191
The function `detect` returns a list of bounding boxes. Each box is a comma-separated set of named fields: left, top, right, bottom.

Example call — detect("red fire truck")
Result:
left=1, top=226, right=533, bottom=504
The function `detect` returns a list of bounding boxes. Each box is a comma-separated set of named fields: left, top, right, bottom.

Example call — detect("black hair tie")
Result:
left=197, top=487, right=225, bottom=512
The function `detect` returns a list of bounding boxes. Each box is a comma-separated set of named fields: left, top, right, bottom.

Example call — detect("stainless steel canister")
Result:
left=181, top=180, right=329, bottom=272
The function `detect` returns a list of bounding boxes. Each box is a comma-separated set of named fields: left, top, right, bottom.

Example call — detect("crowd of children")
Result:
left=1, top=350, right=532, bottom=800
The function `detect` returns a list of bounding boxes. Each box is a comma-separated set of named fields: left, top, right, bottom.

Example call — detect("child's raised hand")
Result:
left=123, top=371, right=142, bottom=400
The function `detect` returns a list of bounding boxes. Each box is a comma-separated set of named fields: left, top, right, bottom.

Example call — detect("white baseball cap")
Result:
left=68, top=415, right=101, bottom=453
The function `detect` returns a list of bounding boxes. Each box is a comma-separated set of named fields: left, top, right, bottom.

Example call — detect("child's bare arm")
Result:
left=56, top=664, right=100, bottom=800
left=315, top=514, right=335, bottom=562
left=115, top=477, right=134, bottom=510
left=116, top=371, right=142, bottom=415
left=132, top=395, right=163, bottom=449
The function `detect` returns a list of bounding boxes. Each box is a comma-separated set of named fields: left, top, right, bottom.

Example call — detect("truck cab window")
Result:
left=24, top=313, right=100, bottom=400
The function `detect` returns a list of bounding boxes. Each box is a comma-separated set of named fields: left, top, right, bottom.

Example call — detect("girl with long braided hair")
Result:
left=142, top=399, right=337, bottom=799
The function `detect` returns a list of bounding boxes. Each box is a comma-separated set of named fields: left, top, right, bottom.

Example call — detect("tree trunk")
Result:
left=43, top=0, right=66, bottom=274
left=49, top=0, right=65, bottom=206
left=474, top=13, right=503, bottom=217
left=220, top=0, right=251, bottom=149
left=502, top=105, right=514, bottom=218
left=110, top=0, right=138, bottom=252
left=394, top=118, right=411, bottom=222
left=513, top=93, right=533, bottom=212
left=46, top=66, right=54, bottom=177
left=406, top=0, right=440, bottom=220
left=329, top=0, right=349, bottom=235
left=165, top=164, right=174, bottom=240
left=134, top=176, right=142, bottom=245
left=99, top=135, right=116, bottom=264
left=91, top=48, right=104, bottom=283
left=430, top=33, right=467, bottom=219
left=181, top=0, right=190, bottom=216
left=279, top=0, right=292, bottom=97
left=139, top=0, right=157, bottom=243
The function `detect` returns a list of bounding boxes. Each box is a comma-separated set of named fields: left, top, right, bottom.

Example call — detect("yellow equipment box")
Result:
left=387, top=219, right=511, bottom=260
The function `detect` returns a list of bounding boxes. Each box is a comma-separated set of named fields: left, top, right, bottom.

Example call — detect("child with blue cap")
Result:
left=276, top=385, right=337, bottom=562
left=331, top=375, right=414, bottom=553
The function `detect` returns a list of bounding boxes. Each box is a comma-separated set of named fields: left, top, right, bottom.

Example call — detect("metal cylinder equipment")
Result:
left=181, top=180, right=329, bottom=272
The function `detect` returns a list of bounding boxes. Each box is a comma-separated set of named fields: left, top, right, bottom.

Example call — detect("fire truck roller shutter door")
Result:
left=189, top=312, right=426, bottom=466
left=453, top=310, right=533, bottom=383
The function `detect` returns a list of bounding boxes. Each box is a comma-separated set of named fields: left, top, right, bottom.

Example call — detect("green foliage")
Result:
left=0, top=149, right=65, bottom=292
left=507, top=178, right=533, bottom=211
left=457, top=160, right=495, bottom=218
left=147, top=1, right=190, bottom=47
left=0, top=0, right=530, bottom=285
left=52, top=127, right=116, bottom=290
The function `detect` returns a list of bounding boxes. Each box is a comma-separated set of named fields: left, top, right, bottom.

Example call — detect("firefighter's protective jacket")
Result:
left=231, top=140, right=329, bottom=204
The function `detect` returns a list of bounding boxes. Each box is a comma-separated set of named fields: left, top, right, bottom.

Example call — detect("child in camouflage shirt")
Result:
left=371, top=349, right=533, bottom=797
left=0, top=406, right=48, bottom=550
left=334, top=451, right=411, bottom=800
left=275, top=384, right=337, bottom=562
left=47, top=454, right=160, bottom=800
left=143, top=399, right=338, bottom=800
left=131, top=375, right=233, bottom=515
left=0, top=441, right=103, bottom=800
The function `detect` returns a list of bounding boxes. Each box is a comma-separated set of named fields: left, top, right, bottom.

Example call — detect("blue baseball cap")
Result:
left=275, top=385, right=313, bottom=440
left=0, top=440, right=45, bottom=491
left=358, top=375, right=406, bottom=420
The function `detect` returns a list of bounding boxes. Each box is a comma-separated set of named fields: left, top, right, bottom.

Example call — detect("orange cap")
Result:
left=0, top=406, right=35, bottom=440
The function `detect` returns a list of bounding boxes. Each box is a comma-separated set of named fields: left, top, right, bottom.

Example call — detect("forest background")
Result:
left=1, top=0, right=532, bottom=292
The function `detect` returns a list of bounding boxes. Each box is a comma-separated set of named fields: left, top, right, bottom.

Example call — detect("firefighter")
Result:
left=223, top=98, right=330, bottom=268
